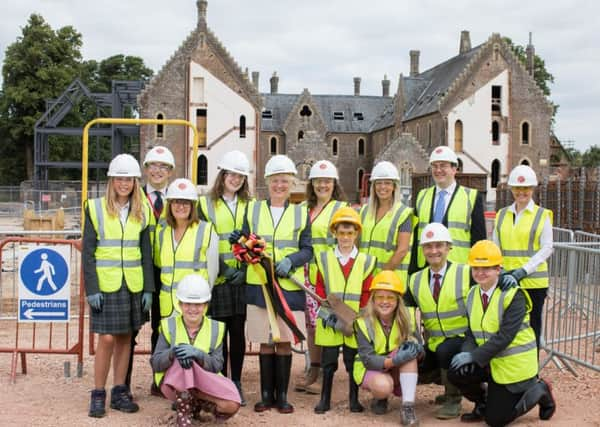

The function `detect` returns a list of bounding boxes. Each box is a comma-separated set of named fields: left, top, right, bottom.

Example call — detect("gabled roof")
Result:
left=261, top=93, right=391, bottom=134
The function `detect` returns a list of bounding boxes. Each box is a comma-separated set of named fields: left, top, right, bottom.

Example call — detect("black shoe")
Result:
left=88, top=389, right=106, bottom=418
left=110, top=384, right=140, bottom=413
left=274, top=354, right=294, bottom=414
left=460, top=402, right=485, bottom=422
left=233, top=380, right=247, bottom=407
left=538, top=379, right=556, bottom=420
left=314, top=368, right=335, bottom=414
left=254, top=354, right=275, bottom=412
left=348, top=378, right=364, bottom=413
left=371, top=398, right=388, bottom=415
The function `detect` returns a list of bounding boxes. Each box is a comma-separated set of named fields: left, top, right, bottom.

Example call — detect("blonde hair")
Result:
left=105, top=177, right=144, bottom=223
left=367, top=180, right=401, bottom=219
left=361, top=290, right=411, bottom=343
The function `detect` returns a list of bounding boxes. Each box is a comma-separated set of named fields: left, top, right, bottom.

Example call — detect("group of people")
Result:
left=83, top=143, right=556, bottom=427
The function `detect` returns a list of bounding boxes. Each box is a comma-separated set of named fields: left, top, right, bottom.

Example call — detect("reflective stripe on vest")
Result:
left=495, top=205, right=552, bottom=289
left=466, top=286, right=538, bottom=384
left=314, top=251, right=375, bottom=348
left=87, top=197, right=148, bottom=293
left=157, top=221, right=212, bottom=317
left=415, top=186, right=477, bottom=267
left=154, top=315, right=224, bottom=386
left=409, top=263, right=469, bottom=352
left=246, top=200, right=308, bottom=291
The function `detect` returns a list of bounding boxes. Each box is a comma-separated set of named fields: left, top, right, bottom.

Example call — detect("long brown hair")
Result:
left=366, top=180, right=401, bottom=219
left=362, top=290, right=411, bottom=343
left=105, top=177, right=144, bottom=223
left=209, top=169, right=251, bottom=202
left=304, top=179, right=347, bottom=209
left=165, top=200, right=200, bottom=228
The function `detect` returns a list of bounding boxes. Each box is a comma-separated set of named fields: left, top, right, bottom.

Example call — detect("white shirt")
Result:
left=429, top=262, right=448, bottom=294
left=222, top=194, right=238, bottom=215
left=492, top=199, right=553, bottom=275
left=480, top=282, right=498, bottom=304
left=334, top=245, right=358, bottom=266
left=146, top=183, right=166, bottom=204
left=434, top=181, right=457, bottom=218
left=270, top=206, right=285, bottom=226
left=118, top=202, right=130, bottom=227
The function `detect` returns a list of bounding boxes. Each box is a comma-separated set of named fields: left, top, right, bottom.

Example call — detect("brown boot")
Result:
left=294, top=365, right=320, bottom=392
left=175, top=391, right=194, bottom=427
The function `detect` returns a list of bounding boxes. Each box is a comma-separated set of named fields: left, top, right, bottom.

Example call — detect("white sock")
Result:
left=399, top=372, right=418, bottom=404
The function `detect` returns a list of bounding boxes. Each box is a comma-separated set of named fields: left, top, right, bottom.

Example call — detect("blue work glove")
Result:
left=87, top=293, right=104, bottom=312
left=224, top=266, right=245, bottom=285
left=229, top=229, right=243, bottom=244
left=275, top=257, right=293, bottom=278
left=392, top=341, right=419, bottom=366
left=141, top=292, right=153, bottom=313
left=178, top=356, right=193, bottom=369
left=498, top=272, right=518, bottom=291
left=323, top=313, right=339, bottom=329
left=174, top=343, right=205, bottom=362
left=450, top=351, right=474, bottom=371
left=508, top=268, right=528, bottom=282
left=458, top=362, right=476, bottom=376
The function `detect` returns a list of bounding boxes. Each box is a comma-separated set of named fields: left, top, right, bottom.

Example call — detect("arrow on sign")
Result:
left=23, top=309, right=65, bottom=319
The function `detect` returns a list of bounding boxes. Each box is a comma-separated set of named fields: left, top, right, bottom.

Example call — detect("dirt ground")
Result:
left=1, top=350, right=599, bottom=427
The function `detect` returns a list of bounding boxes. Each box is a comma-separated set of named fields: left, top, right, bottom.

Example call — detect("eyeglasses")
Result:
left=335, top=230, right=358, bottom=238
left=431, top=163, right=454, bottom=171
left=146, top=163, right=171, bottom=172
left=374, top=295, right=397, bottom=303
left=171, top=199, right=192, bottom=206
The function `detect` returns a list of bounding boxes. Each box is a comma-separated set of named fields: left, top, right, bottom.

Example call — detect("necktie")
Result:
left=432, top=273, right=441, bottom=303
left=482, top=293, right=489, bottom=310
left=153, top=190, right=163, bottom=218
left=432, top=190, right=447, bottom=223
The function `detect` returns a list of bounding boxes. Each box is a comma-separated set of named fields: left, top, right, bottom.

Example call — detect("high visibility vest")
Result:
left=409, top=263, right=470, bottom=351
left=353, top=308, right=417, bottom=385
left=495, top=205, right=552, bottom=289
left=198, top=196, right=249, bottom=285
left=154, top=315, right=225, bottom=386
left=87, top=197, right=149, bottom=293
left=359, top=202, right=416, bottom=287
left=246, top=200, right=308, bottom=291
left=303, top=200, right=347, bottom=284
left=156, top=221, right=213, bottom=317
left=415, top=185, right=478, bottom=267
left=466, top=286, right=538, bottom=384
left=314, top=251, right=376, bottom=348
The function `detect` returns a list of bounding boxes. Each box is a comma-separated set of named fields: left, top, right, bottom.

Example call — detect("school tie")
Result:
left=432, top=273, right=441, bottom=303
left=153, top=190, right=163, bottom=219
left=432, top=190, right=447, bottom=223
left=482, top=293, right=489, bottom=310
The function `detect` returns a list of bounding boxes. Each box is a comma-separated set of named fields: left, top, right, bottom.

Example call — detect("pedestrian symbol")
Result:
left=21, top=249, right=68, bottom=296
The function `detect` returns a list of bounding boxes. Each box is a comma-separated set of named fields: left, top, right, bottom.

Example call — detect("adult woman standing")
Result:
left=155, top=178, right=218, bottom=319
left=84, top=154, right=154, bottom=417
left=198, top=150, right=252, bottom=405
left=493, top=165, right=553, bottom=350
left=233, top=154, right=313, bottom=414
left=295, top=160, right=347, bottom=394
left=359, top=161, right=415, bottom=287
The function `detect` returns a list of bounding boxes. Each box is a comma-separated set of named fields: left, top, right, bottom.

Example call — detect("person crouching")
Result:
left=150, top=274, right=240, bottom=426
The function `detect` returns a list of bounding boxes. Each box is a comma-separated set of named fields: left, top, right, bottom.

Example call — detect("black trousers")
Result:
left=524, top=288, right=547, bottom=351
left=212, top=313, right=247, bottom=382
left=419, top=336, right=465, bottom=377
left=321, top=344, right=356, bottom=374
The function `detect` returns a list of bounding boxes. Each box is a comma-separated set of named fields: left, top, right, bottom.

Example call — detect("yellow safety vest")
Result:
left=409, top=263, right=470, bottom=352
left=359, top=202, right=416, bottom=287
left=415, top=185, right=478, bottom=267
left=314, top=250, right=376, bottom=348
left=156, top=221, right=213, bottom=317
left=495, top=205, right=552, bottom=289
left=353, top=308, right=417, bottom=385
left=466, top=286, right=538, bottom=384
left=87, top=197, right=149, bottom=293
left=246, top=200, right=308, bottom=291
left=303, top=200, right=347, bottom=284
left=198, top=196, right=249, bottom=285
left=154, top=315, right=225, bottom=386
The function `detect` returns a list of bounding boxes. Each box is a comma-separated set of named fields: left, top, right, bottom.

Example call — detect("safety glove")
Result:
left=87, top=293, right=104, bottom=312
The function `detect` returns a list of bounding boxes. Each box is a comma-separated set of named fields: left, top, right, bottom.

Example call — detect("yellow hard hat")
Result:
left=468, top=240, right=503, bottom=267
left=329, top=207, right=362, bottom=233
left=369, top=270, right=406, bottom=295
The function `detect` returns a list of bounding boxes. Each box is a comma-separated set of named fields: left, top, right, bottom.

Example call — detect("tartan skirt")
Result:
left=90, top=280, right=145, bottom=335
left=207, top=280, right=246, bottom=318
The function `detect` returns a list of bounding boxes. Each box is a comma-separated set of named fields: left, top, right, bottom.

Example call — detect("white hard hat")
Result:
left=420, top=223, right=453, bottom=245
left=370, top=161, right=400, bottom=181
left=176, top=274, right=211, bottom=303
left=264, top=154, right=297, bottom=178
left=429, top=146, right=458, bottom=165
left=508, top=165, right=538, bottom=186
left=309, top=160, right=338, bottom=180
left=107, top=154, right=141, bottom=178
left=218, top=150, right=250, bottom=176
left=144, top=146, right=175, bottom=168
left=166, top=178, right=198, bottom=201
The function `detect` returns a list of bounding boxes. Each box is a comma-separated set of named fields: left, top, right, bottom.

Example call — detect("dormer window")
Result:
left=333, top=111, right=345, bottom=121
left=300, top=105, right=312, bottom=117
left=353, top=112, right=364, bottom=121
left=262, top=110, right=273, bottom=119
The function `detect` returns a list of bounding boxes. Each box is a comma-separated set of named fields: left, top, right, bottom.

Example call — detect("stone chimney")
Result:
left=353, top=77, right=361, bottom=96
left=409, top=50, right=420, bottom=77
left=251, top=71, right=259, bottom=91
left=382, top=74, right=390, bottom=97
left=459, top=30, right=471, bottom=54
left=526, top=32, right=535, bottom=77
left=270, top=72, right=279, bottom=94
left=197, top=0, right=207, bottom=27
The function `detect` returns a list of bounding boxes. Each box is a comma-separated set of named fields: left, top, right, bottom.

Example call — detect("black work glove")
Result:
left=229, top=229, right=243, bottom=244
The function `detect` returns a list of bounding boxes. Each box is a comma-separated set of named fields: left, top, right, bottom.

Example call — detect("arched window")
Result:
left=332, top=138, right=338, bottom=156
left=454, top=120, right=463, bottom=152
left=270, top=137, right=278, bottom=155
left=197, top=155, right=208, bottom=185
left=492, top=120, right=499, bottom=145
left=298, top=130, right=304, bottom=141
left=521, top=121, right=530, bottom=145
left=491, top=159, right=500, bottom=188
left=300, top=105, right=312, bottom=117
left=156, top=113, right=164, bottom=138
left=457, top=158, right=463, bottom=172
left=521, top=159, right=530, bottom=166
left=239, top=115, right=246, bottom=138
left=358, top=138, right=365, bottom=156
left=358, top=168, right=364, bottom=191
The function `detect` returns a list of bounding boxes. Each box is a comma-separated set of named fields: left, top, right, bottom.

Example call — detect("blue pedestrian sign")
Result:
left=18, top=245, right=71, bottom=322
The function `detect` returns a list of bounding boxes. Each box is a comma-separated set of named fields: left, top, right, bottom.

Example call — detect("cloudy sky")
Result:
left=1, top=0, right=596, bottom=151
